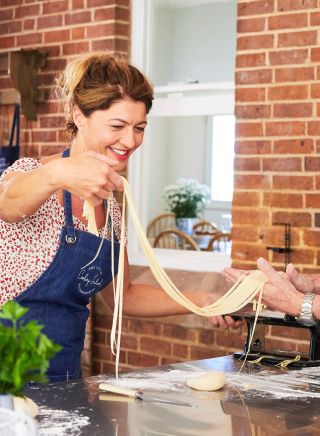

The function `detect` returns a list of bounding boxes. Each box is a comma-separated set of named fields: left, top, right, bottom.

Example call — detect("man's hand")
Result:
left=285, top=263, right=315, bottom=294
left=222, top=267, right=249, bottom=284
left=257, top=258, right=304, bottom=316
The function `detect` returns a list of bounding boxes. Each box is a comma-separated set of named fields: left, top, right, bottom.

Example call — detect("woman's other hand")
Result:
left=209, top=315, right=243, bottom=329
left=202, top=292, right=243, bottom=329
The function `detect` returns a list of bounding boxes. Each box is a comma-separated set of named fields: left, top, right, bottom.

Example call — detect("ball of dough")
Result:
left=187, top=371, right=225, bottom=391
left=14, top=396, right=39, bottom=417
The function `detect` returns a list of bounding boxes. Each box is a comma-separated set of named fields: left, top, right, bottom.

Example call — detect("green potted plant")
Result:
left=0, top=300, right=61, bottom=409
left=162, top=178, right=211, bottom=235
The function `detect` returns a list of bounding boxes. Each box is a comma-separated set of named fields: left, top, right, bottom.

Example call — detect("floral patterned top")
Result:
left=0, top=158, right=123, bottom=307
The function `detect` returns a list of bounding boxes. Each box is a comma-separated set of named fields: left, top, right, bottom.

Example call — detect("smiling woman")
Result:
left=0, top=52, right=240, bottom=383
left=72, top=99, right=147, bottom=169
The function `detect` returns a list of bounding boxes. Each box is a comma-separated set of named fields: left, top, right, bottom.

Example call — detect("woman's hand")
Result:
left=257, top=258, right=304, bottom=316
left=202, top=292, right=243, bottom=329
left=48, top=151, right=123, bottom=205
left=208, top=315, right=243, bottom=329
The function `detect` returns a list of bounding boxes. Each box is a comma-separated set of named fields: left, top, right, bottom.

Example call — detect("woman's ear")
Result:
left=72, top=105, right=86, bottom=131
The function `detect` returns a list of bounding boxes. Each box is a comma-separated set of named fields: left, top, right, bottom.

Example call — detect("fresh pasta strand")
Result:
left=73, top=143, right=99, bottom=236
left=110, top=191, right=126, bottom=379
left=83, top=200, right=99, bottom=236
left=77, top=171, right=268, bottom=378
left=108, top=178, right=267, bottom=377
left=276, top=354, right=301, bottom=369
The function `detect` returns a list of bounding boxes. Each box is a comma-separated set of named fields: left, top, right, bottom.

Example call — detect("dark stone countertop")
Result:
left=25, top=356, right=320, bottom=435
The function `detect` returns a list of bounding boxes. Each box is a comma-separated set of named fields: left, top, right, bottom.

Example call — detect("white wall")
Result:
left=151, top=1, right=237, bottom=86
left=146, top=118, right=169, bottom=221
left=167, top=116, right=206, bottom=183
left=147, top=116, right=207, bottom=222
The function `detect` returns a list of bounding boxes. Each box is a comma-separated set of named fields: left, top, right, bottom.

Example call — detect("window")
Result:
left=129, top=0, right=237, bottom=271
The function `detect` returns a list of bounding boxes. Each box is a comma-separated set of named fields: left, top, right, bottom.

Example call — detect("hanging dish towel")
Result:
left=0, top=104, right=20, bottom=175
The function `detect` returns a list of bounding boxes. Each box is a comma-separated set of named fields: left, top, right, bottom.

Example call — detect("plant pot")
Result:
left=176, top=218, right=197, bottom=236
left=0, top=394, right=13, bottom=409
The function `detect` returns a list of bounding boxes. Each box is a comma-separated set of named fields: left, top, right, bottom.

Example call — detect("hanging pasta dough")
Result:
left=76, top=162, right=268, bottom=378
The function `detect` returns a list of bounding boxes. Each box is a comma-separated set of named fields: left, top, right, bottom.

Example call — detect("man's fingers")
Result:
left=222, top=268, right=244, bottom=283
left=257, top=257, right=281, bottom=281
left=286, top=263, right=300, bottom=283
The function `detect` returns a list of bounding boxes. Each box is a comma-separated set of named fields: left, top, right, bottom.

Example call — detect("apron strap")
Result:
left=62, top=149, right=76, bottom=244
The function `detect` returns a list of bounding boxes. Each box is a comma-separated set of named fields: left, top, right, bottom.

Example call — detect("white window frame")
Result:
left=128, top=0, right=234, bottom=272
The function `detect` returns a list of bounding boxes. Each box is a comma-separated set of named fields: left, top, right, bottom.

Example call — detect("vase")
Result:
left=176, top=218, right=197, bottom=236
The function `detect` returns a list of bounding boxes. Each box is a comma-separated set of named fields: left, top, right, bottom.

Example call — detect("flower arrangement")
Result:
left=162, top=178, right=211, bottom=219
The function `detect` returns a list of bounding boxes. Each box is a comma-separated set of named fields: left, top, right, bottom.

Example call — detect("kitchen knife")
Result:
left=99, top=383, right=193, bottom=407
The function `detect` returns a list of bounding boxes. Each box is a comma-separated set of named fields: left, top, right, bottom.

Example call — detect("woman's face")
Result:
left=74, top=99, right=147, bottom=172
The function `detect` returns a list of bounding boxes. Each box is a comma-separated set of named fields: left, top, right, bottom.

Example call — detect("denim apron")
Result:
left=14, top=149, right=120, bottom=382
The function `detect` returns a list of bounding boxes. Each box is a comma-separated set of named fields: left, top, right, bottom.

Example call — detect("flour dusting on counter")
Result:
left=227, top=366, right=320, bottom=399
left=88, top=367, right=204, bottom=392
left=37, top=407, right=90, bottom=435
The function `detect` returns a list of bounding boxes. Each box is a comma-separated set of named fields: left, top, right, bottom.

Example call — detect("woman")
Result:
left=224, top=258, right=320, bottom=323
left=0, top=53, right=240, bottom=382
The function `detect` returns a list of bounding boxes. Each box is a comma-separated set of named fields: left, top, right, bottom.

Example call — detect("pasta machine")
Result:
left=233, top=308, right=320, bottom=367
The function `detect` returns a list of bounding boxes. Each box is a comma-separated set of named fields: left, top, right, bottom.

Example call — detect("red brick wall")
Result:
left=0, top=0, right=130, bottom=158
left=233, top=0, right=320, bottom=272
left=92, top=312, right=310, bottom=374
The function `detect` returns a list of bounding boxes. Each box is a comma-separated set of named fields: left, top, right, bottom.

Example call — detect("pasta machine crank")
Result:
left=233, top=309, right=320, bottom=367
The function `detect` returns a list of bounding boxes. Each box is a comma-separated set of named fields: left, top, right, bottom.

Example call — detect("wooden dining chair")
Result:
left=146, top=213, right=176, bottom=242
left=206, top=232, right=231, bottom=252
left=153, top=228, right=200, bottom=251
left=193, top=220, right=220, bottom=235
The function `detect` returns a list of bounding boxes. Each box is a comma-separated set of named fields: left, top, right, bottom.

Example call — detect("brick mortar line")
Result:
left=235, top=65, right=320, bottom=71
left=237, top=28, right=320, bottom=37
left=235, top=84, right=319, bottom=89
left=237, top=10, right=320, bottom=19
left=236, top=154, right=318, bottom=158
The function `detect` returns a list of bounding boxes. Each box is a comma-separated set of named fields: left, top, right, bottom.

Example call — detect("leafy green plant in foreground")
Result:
left=0, top=301, right=61, bottom=396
